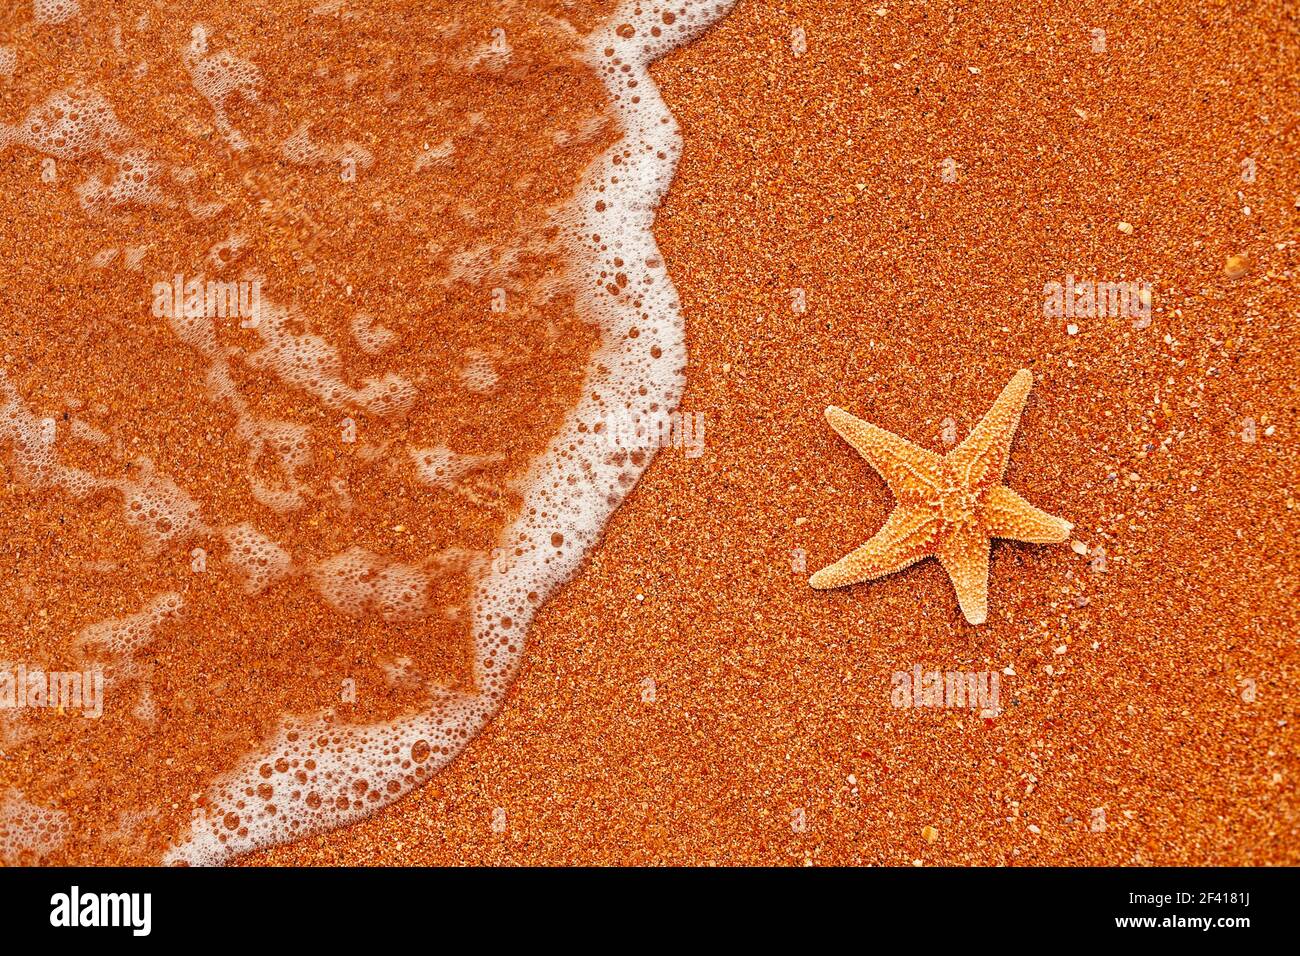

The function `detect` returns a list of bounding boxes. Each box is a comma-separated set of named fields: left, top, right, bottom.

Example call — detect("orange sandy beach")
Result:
left=1, top=0, right=1297, bottom=866
left=270, top=0, right=1298, bottom=865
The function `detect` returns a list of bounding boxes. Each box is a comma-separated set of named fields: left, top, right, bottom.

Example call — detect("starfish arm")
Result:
left=809, top=505, right=939, bottom=590
left=936, top=522, right=991, bottom=625
left=823, top=405, right=941, bottom=503
left=982, top=485, right=1072, bottom=544
left=948, top=369, right=1033, bottom=491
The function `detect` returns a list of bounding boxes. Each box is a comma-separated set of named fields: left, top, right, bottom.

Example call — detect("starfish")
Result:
left=809, top=369, right=1071, bottom=625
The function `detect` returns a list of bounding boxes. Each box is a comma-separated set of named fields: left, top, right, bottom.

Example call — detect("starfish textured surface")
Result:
left=809, top=369, right=1072, bottom=625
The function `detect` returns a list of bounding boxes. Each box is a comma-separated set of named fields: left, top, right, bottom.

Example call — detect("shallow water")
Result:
left=0, top=0, right=733, bottom=864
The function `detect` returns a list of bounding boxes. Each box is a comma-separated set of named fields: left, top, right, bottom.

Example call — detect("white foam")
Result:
left=282, top=122, right=374, bottom=175
left=161, top=309, right=320, bottom=515
left=88, top=247, right=118, bottom=268
left=312, top=547, right=429, bottom=623
left=166, top=0, right=737, bottom=865
left=123, top=245, right=148, bottom=270
left=73, top=593, right=183, bottom=722
left=114, top=465, right=206, bottom=551
left=5, top=87, right=126, bottom=160
left=0, top=86, right=172, bottom=216
left=460, top=31, right=513, bottom=74
left=76, top=146, right=168, bottom=214
left=0, top=789, right=68, bottom=864
left=412, top=139, right=454, bottom=173
left=408, top=445, right=497, bottom=488
left=242, top=418, right=313, bottom=513
left=349, top=312, right=397, bottom=354
left=459, top=348, right=498, bottom=393
left=69, top=417, right=109, bottom=444
left=223, top=523, right=293, bottom=595
left=33, top=0, right=80, bottom=27
left=247, top=294, right=417, bottom=417
left=185, top=40, right=262, bottom=151
left=0, top=372, right=206, bottom=548
left=76, top=591, right=184, bottom=659
left=207, top=234, right=249, bottom=271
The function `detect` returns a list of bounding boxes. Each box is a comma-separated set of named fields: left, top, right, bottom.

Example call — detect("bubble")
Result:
left=185, top=43, right=262, bottom=149
left=459, top=349, right=499, bottom=393
left=311, top=547, right=429, bottom=623
left=113, top=469, right=205, bottom=550
left=33, top=0, right=80, bottom=27
left=0, top=790, right=68, bottom=864
left=350, top=312, right=397, bottom=354
left=76, top=592, right=184, bottom=658
left=247, top=295, right=416, bottom=416
left=409, top=445, right=495, bottom=488
left=9, top=88, right=126, bottom=160
left=223, top=524, right=293, bottom=595
left=76, top=146, right=167, bottom=214
left=281, top=123, right=374, bottom=176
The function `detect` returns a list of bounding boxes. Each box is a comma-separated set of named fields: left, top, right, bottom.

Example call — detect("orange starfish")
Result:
left=809, top=369, right=1071, bottom=624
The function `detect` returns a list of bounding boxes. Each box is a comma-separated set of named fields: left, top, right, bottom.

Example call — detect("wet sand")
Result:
left=256, top=0, right=1299, bottom=865
left=1, top=0, right=618, bottom=863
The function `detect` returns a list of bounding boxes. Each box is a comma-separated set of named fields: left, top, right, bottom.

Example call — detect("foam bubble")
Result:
left=461, top=31, right=513, bottom=74
left=185, top=41, right=262, bottom=151
left=312, top=547, right=429, bottom=623
left=350, top=312, right=397, bottom=354
left=1, top=372, right=207, bottom=547
left=0, top=790, right=68, bottom=864
left=88, top=247, right=118, bottom=268
left=76, top=592, right=184, bottom=659
left=412, top=139, right=455, bottom=173
left=113, top=467, right=205, bottom=551
left=409, top=445, right=498, bottom=488
left=76, top=146, right=168, bottom=214
left=8, top=88, right=126, bottom=160
left=248, top=294, right=416, bottom=417
left=189, top=49, right=261, bottom=105
left=0, top=87, right=171, bottom=217
left=223, top=524, right=293, bottom=595
left=282, top=122, right=374, bottom=175
left=459, top=348, right=499, bottom=393
left=33, top=0, right=80, bottom=26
